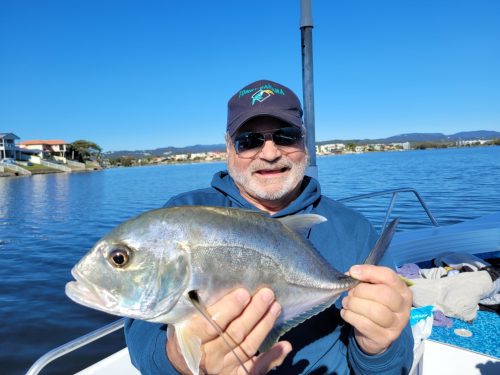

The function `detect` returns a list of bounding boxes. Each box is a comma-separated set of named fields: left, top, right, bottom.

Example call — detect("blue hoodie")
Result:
left=125, top=171, right=414, bottom=374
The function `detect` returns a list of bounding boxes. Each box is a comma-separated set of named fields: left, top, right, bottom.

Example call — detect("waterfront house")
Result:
left=458, top=139, right=492, bottom=146
left=318, top=143, right=346, bottom=154
left=189, top=152, right=207, bottom=160
left=0, top=133, right=20, bottom=159
left=389, top=142, right=411, bottom=150
left=17, top=147, right=43, bottom=163
left=173, top=154, right=189, bottom=161
left=19, top=140, right=69, bottom=163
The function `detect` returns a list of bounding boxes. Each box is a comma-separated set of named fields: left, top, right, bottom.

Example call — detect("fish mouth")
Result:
left=65, top=269, right=119, bottom=314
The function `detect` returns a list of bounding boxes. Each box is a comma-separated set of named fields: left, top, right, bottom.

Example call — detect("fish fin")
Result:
left=259, top=324, right=286, bottom=354
left=171, top=322, right=202, bottom=375
left=400, top=275, right=414, bottom=286
left=363, top=218, right=399, bottom=266
left=278, top=214, right=327, bottom=237
left=259, top=295, right=342, bottom=353
left=188, top=290, right=250, bottom=375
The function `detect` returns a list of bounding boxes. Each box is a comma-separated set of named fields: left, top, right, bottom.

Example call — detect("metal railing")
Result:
left=26, top=319, right=126, bottom=375
left=338, top=187, right=439, bottom=229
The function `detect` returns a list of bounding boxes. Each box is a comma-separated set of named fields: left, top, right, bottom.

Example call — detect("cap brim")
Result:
left=228, top=110, right=303, bottom=136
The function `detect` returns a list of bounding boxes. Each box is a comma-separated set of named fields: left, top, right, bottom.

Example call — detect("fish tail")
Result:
left=363, top=218, right=399, bottom=265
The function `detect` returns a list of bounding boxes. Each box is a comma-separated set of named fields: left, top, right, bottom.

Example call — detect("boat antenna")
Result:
left=300, top=0, right=317, bottom=178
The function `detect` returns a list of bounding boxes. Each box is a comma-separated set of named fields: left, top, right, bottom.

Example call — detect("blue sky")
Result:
left=1, top=0, right=499, bottom=152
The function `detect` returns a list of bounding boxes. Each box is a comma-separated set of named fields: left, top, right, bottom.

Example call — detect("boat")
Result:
left=26, top=187, right=500, bottom=374
left=26, top=1, right=499, bottom=374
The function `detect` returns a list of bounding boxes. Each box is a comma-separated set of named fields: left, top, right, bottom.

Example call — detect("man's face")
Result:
left=226, top=116, right=308, bottom=204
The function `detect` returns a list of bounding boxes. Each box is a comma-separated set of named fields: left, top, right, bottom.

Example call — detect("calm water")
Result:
left=1, top=147, right=499, bottom=374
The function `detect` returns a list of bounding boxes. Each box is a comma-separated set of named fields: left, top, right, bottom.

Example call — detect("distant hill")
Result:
left=104, top=130, right=500, bottom=158
left=450, top=130, right=500, bottom=140
left=318, top=130, right=500, bottom=145
left=103, top=144, right=226, bottom=159
left=378, top=130, right=500, bottom=143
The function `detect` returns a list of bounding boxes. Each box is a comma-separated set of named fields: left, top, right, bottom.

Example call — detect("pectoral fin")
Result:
left=169, top=322, right=202, bottom=375
left=188, top=290, right=250, bottom=375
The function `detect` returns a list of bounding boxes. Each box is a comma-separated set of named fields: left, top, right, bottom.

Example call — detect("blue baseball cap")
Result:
left=226, top=79, right=303, bottom=136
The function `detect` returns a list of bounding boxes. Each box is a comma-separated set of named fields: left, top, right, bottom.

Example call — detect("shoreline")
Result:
left=0, top=167, right=101, bottom=178
left=1, top=145, right=497, bottom=179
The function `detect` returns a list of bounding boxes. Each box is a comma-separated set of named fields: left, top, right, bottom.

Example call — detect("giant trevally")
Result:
left=66, top=206, right=398, bottom=375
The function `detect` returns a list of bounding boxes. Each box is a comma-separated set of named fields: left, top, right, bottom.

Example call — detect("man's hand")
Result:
left=341, top=265, right=412, bottom=355
left=166, top=288, right=292, bottom=374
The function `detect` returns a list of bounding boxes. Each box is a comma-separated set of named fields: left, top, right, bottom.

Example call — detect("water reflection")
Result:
left=30, top=175, right=51, bottom=221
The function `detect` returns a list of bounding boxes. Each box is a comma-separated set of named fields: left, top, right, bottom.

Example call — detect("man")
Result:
left=125, top=79, right=414, bottom=374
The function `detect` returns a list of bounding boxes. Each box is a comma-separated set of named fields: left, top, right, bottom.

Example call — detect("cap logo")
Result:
left=238, top=83, right=286, bottom=106
left=251, top=89, right=274, bottom=105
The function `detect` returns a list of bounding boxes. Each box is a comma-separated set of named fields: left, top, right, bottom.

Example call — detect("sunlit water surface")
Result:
left=1, top=147, right=499, bottom=374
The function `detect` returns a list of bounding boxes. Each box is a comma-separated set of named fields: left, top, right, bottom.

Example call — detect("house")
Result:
left=390, top=142, right=411, bottom=150
left=458, top=139, right=491, bottom=146
left=173, top=154, right=189, bottom=161
left=189, top=152, right=207, bottom=160
left=0, top=133, right=20, bottom=159
left=18, top=140, right=69, bottom=163
left=318, top=143, right=346, bottom=154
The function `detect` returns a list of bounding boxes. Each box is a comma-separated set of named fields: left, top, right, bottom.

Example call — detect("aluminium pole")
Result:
left=300, top=0, right=317, bottom=178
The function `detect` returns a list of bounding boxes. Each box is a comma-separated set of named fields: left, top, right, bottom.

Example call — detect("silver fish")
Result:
left=66, top=206, right=398, bottom=375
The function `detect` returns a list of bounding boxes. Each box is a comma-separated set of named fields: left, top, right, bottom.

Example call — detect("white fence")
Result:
left=0, top=162, right=32, bottom=176
left=40, top=160, right=72, bottom=172
left=67, top=160, right=86, bottom=169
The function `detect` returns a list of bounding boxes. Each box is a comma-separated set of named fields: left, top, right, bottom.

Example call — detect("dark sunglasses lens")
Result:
left=273, top=128, right=303, bottom=146
left=235, top=132, right=264, bottom=153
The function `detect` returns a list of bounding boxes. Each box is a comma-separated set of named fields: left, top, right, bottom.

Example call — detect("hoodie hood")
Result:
left=210, top=171, right=321, bottom=218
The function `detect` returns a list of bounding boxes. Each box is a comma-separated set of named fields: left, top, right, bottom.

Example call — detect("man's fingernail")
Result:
left=350, top=266, right=362, bottom=277
left=342, top=297, right=349, bottom=308
left=236, top=289, right=250, bottom=304
left=261, top=288, right=275, bottom=303
left=270, top=302, right=282, bottom=316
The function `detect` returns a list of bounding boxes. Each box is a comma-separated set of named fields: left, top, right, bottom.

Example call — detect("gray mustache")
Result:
left=249, top=160, right=293, bottom=173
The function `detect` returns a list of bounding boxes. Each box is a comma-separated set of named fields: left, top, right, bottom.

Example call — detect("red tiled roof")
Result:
left=19, top=140, right=68, bottom=145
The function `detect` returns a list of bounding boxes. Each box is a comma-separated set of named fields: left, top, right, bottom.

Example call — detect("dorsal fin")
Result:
left=278, top=214, right=327, bottom=237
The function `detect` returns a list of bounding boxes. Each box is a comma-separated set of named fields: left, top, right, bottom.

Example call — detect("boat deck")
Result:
left=429, top=310, right=499, bottom=359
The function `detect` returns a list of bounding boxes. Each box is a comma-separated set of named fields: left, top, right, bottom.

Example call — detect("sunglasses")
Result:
left=233, top=127, right=304, bottom=158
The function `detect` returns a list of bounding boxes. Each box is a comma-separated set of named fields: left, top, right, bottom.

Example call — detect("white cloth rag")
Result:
left=410, top=270, right=493, bottom=321
left=420, top=266, right=449, bottom=279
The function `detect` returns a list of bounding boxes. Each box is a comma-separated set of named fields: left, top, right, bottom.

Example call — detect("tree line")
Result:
left=413, top=139, right=500, bottom=150
left=69, top=140, right=102, bottom=162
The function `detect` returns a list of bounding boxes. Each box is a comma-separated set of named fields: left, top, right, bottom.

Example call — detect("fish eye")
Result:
left=108, top=247, right=131, bottom=268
